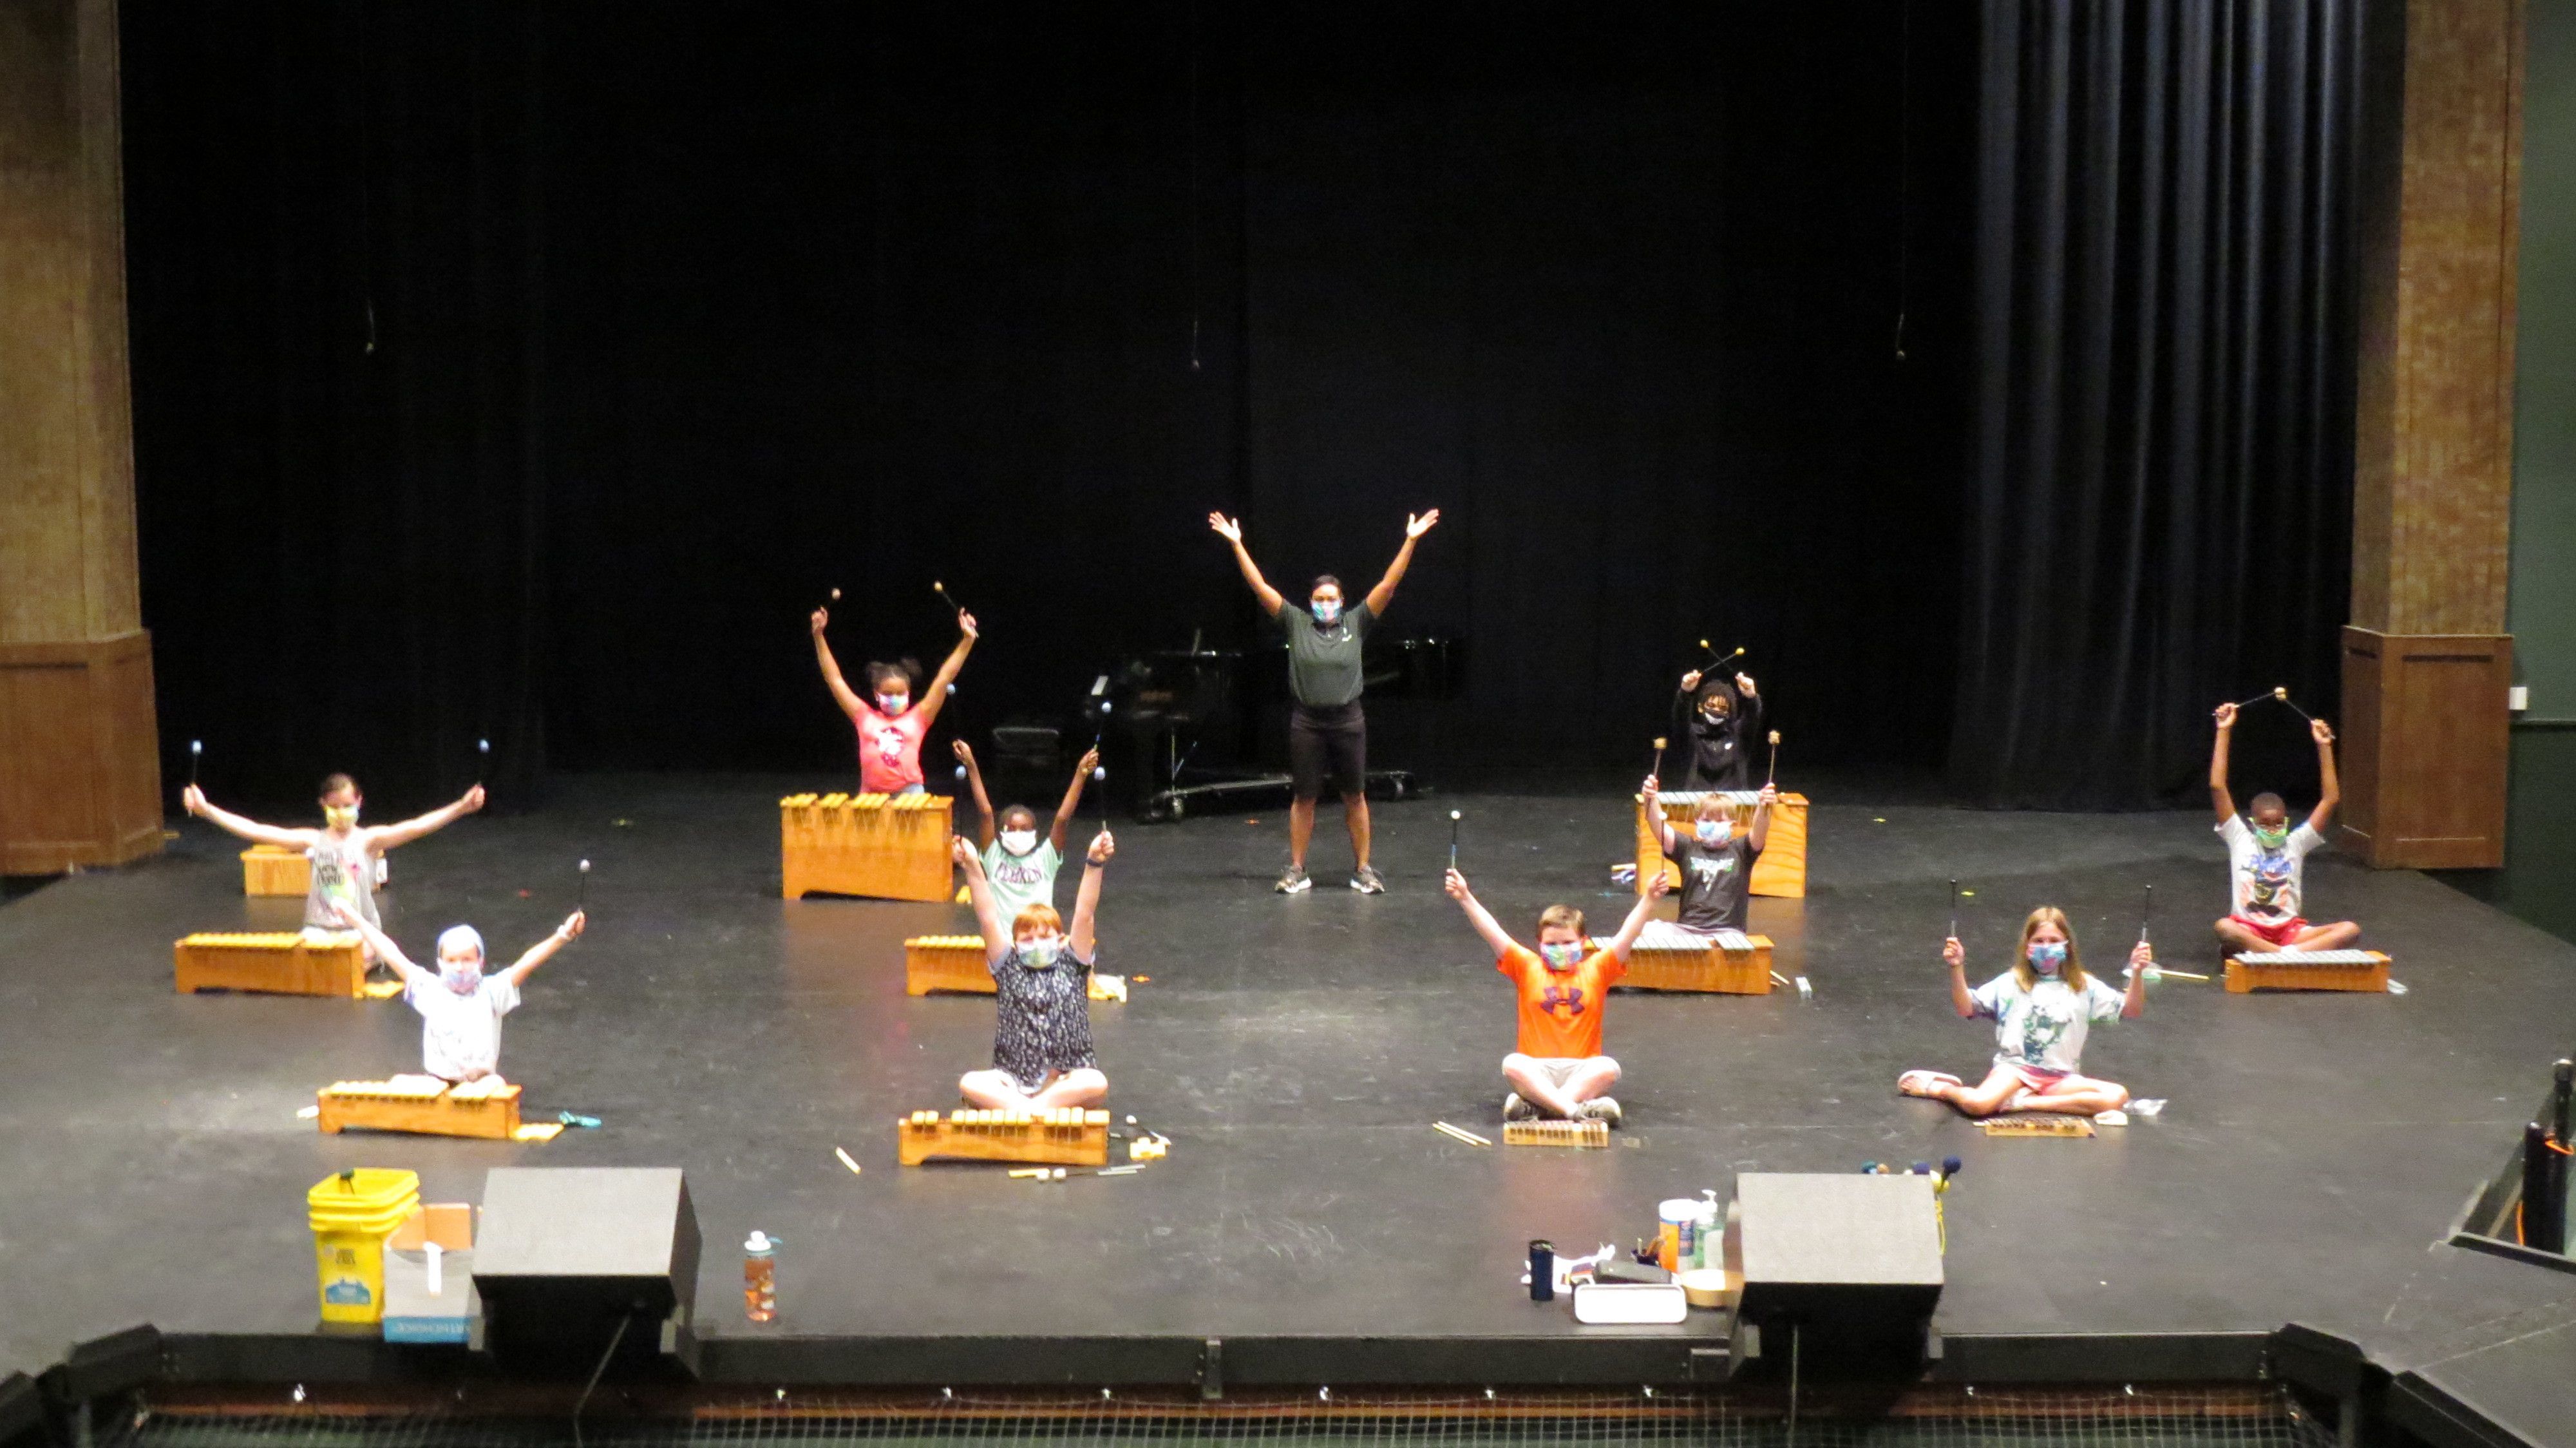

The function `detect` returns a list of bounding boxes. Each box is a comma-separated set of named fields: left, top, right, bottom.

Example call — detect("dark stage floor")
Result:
left=3, top=775, right=2573, bottom=1387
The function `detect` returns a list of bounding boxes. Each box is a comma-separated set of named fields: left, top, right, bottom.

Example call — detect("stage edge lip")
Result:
left=149, top=1327, right=2282, bottom=1391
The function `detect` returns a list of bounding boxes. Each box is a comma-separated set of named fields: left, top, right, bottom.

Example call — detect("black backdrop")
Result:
left=124, top=3, right=2356, bottom=815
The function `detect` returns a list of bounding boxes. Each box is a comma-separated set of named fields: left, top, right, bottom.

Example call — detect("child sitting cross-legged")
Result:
left=1443, top=866, right=1667, bottom=1127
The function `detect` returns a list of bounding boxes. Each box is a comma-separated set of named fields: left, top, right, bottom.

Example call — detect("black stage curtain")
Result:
left=125, top=6, right=549, bottom=814
left=124, top=5, right=1979, bottom=801
left=1951, top=0, right=2362, bottom=810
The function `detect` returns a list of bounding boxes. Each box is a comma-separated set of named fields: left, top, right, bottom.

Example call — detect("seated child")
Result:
left=954, top=830, right=1114, bottom=1112
left=1443, top=865, right=1668, bottom=1127
left=185, top=774, right=484, bottom=960
left=811, top=604, right=978, bottom=795
left=1898, top=906, right=2148, bottom=1118
left=2208, top=703, right=2360, bottom=953
left=954, top=739, right=1101, bottom=924
left=1641, top=774, right=1772, bottom=932
left=337, top=904, right=585, bottom=1085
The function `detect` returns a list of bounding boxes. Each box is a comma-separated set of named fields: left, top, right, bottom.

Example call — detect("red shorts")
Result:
left=2230, top=914, right=2308, bottom=948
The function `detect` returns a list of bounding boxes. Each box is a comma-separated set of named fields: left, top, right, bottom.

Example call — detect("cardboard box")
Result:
left=383, top=1203, right=480, bottom=1344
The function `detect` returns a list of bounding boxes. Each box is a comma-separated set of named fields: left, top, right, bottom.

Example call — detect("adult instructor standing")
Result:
left=1209, top=508, right=1441, bottom=894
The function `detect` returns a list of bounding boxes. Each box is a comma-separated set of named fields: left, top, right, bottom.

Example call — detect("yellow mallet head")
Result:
left=1768, top=730, right=1781, bottom=745
left=2273, top=687, right=2287, bottom=701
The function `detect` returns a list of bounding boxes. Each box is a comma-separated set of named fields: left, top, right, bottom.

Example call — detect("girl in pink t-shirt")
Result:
left=810, top=604, right=978, bottom=794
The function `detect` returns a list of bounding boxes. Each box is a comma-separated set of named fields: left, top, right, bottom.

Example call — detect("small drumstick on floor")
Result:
left=833, top=1146, right=863, bottom=1176
left=1434, top=1121, right=1492, bottom=1147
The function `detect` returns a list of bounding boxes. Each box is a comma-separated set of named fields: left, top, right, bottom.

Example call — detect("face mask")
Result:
left=1694, top=819, right=1730, bottom=846
left=1701, top=705, right=1729, bottom=725
left=440, top=959, right=484, bottom=995
left=1019, top=936, right=1061, bottom=967
left=876, top=694, right=909, bottom=716
left=323, top=804, right=360, bottom=830
left=999, top=829, right=1038, bottom=856
left=2027, top=940, right=2067, bottom=975
left=1541, top=942, right=1584, bottom=969
left=2253, top=823, right=2289, bottom=850
left=1313, top=600, right=1341, bottom=626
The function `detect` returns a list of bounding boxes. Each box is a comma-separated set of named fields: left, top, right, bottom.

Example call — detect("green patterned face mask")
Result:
left=2253, top=823, right=2289, bottom=851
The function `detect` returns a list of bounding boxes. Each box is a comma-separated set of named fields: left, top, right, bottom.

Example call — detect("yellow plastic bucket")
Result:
left=307, top=1169, right=421, bottom=1325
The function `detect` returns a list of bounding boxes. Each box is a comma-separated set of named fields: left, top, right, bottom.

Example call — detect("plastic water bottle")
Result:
left=743, top=1231, right=777, bottom=1322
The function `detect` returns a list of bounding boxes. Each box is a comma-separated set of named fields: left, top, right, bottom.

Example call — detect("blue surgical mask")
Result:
left=1019, top=936, right=1061, bottom=968
left=1313, top=600, right=1341, bottom=626
left=2028, top=940, right=2067, bottom=975
left=1541, top=942, right=1584, bottom=969
left=1694, top=819, right=1729, bottom=846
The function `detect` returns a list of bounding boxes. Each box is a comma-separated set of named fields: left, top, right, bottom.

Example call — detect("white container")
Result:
left=1573, top=1282, right=1689, bottom=1325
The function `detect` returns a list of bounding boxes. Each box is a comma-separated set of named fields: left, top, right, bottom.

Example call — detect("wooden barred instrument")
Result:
left=780, top=791, right=955, bottom=901
left=899, top=1108, right=1111, bottom=1167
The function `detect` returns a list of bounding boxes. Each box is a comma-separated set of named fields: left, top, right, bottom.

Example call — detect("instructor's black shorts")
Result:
left=1289, top=702, right=1367, bottom=801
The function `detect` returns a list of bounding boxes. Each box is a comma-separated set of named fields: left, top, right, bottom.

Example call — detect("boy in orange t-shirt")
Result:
left=1443, top=866, right=1667, bottom=1127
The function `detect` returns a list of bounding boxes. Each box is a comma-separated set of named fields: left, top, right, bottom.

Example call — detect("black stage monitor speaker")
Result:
left=1725, top=1173, right=1944, bottom=1379
left=473, top=1168, right=701, bottom=1378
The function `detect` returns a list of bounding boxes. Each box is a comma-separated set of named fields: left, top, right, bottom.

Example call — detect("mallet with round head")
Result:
left=1448, top=809, right=1463, bottom=871
left=577, top=858, right=591, bottom=912
left=1765, top=729, right=1782, bottom=786
left=188, top=739, right=202, bottom=791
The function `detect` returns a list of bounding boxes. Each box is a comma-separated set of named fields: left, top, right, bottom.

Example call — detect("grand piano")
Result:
left=1095, top=634, right=1464, bottom=821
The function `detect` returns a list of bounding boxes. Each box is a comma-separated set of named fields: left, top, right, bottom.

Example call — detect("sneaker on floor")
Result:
left=1274, top=866, right=1312, bottom=894
left=1502, top=1092, right=1539, bottom=1122
left=1350, top=864, right=1387, bottom=894
left=1578, top=1096, right=1623, bottom=1129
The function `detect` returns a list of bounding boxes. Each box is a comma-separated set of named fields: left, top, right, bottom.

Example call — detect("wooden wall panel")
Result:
left=2339, top=628, right=2512, bottom=868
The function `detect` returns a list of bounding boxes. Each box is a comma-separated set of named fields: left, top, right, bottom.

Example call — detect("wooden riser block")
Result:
left=1982, top=1115, right=2096, bottom=1138
left=1503, top=1120, right=1610, bottom=1148
left=317, top=1081, right=522, bottom=1140
left=1634, top=794, right=1809, bottom=900
left=905, top=937, right=992, bottom=996
left=175, top=934, right=366, bottom=998
left=2224, top=959, right=2391, bottom=994
left=898, top=1110, right=1111, bottom=1167
left=240, top=846, right=308, bottom=897
left=1620, top=938, right=1775, bottom=995
left=780, top=792, right=956, bottom=902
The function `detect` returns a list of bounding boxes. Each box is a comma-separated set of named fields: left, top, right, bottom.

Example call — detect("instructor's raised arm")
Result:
left=1209, top=513, right=1285, bottom=617
left=1365, top=510, right=1441, bottom=616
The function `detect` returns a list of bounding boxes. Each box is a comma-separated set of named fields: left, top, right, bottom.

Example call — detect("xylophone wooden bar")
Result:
left=240, top=845, right=308, bottom=897
left=1634, top=792, right=1810, bottom=900
left=1503, top=1118, right=1611, bottom=1148
left=780, top=791, right=956, bottom=902
left=898, top=1107, right=1112, bottom=1167
left=2224, top=949, right=2391, bottom=994
left=317, top=1078, right=522, bottom=1140
left=175, top=932, right=367, bottom=998
left=1619, top=922, right=1774, bottom=995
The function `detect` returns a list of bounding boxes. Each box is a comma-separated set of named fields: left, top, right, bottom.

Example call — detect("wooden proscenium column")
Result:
left=0, top=0, right=162, bottom=873
left=2342, top=0, right=2522, bottom=870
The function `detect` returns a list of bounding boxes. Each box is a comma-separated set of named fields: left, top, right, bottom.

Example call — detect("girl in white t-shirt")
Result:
left=1897, top=906, right=2151, bottom=1118
left=337, top=904, right=585, bottom=1084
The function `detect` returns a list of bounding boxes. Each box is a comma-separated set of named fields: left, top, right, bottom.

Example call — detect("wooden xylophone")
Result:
left=902, top=936, right=1128, bottom=1002
left=780, top=792, right=956, bottom=902
left=905, top=935, right=991, bottom=996
left=1619, top=921, right=1774, bottom=995
left=899, top=1108, right=1111, bottom=1167
left=240, top=845, right=309, bottom=897
left=1504, top=1118, right=1611, bottom=1148
left=175, top=932, right=366, bottom=998
left=317, top=1077, right=522, bottom=1139
left=1635, top=791, right=1810, bottom=899
left=2224, top=948, right=2391, bottom=995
